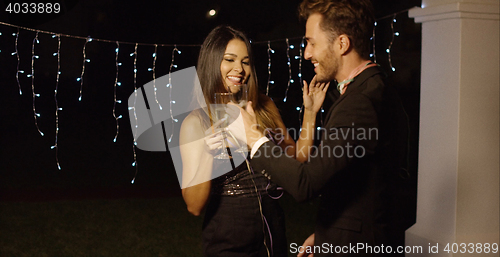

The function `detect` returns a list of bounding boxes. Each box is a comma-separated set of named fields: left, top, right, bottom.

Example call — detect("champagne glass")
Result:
left=234, top=84, right=249, bottom=108
left=213, top=93, right=233, bottom=159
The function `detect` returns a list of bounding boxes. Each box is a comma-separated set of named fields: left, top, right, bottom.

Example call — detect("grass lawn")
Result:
left=0, top=193, right=318, bottom=257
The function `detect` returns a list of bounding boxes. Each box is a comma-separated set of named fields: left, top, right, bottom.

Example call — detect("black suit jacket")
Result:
left=251, top=66, right=413, bottom=256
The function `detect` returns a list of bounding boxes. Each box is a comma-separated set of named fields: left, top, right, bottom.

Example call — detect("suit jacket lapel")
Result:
left=324, top=66, right=384, bottom=124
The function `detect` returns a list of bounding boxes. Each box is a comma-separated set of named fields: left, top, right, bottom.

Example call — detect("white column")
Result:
left=407, top=0, right=499, bottom=256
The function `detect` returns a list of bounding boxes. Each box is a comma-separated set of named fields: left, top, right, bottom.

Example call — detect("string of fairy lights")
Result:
left=266, top=41, right=274, bottom=96
left=52, top=34, right=62, bottom=170
left=112, top=41, right=122, bottom=143
left=130, top=43, right=139, bottom=184
left=167, top=45, right=181, bottom=143
left=0, top=10, right=408, bottom=181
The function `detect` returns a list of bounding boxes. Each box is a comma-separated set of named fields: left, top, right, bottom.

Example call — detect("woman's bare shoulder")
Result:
left=180, top=112, right=205, bottom=138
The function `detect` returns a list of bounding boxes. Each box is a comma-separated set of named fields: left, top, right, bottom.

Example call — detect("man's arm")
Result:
left=250, top=93, right=379, bottom=202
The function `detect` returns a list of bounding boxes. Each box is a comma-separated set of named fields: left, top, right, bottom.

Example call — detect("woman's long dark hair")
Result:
left=196, top=25, right=281, bottom=132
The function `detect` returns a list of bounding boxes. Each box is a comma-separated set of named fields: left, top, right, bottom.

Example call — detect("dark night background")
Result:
left=0, top=0, right=421, bottom=199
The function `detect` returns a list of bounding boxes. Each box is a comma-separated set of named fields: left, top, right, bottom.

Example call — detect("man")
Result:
left=230, top=0, right=413, bottom=256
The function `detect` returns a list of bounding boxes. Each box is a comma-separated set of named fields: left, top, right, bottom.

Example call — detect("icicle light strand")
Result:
left=371, top=21, right=377, bottom=62
left=113, top=41, right=121, bottom=142
left=30, top=31, right=43, bottom=136
left=131, top=43, right=138, bottom=184
left=167, top=45, right=180, bottom=143
left=299, top=37, right=304, bottom=85
left=78, top=36, right=91, bottom=101
left=298, top=38, right=304, bottom=128
left=52, top=34, right=62, bottom=170
left=283, top=38, right=292, bottom=102
left=152, top=44, right=162, bottom=110
left=266, top=41, right=274, bottom=96
left=387, top=15, right=397, bottom=72
left=14, top=28, right=22, bottom=95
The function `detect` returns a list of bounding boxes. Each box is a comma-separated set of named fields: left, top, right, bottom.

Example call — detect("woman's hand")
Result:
left=297, top=233, right=315, bottom=257
left=203, top=119, right=226, bottom=154
left=303, top=76, right=330, bottom=113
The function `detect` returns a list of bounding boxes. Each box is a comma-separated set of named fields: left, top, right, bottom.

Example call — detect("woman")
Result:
left=180, top=25, right=329, bottom=257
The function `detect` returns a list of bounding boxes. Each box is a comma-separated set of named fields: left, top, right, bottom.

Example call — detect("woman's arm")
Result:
left=296, top=77, right=330, bottom=162
left=263, top=77, right=329, bottom=163
left=180, top=114, right=221, bottom=216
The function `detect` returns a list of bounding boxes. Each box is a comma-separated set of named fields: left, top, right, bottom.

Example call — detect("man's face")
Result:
left=304, top=13, right=339, bottom=83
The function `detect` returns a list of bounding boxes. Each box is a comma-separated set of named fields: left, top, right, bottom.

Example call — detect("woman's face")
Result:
left=220, top=39, right=251, bottom=94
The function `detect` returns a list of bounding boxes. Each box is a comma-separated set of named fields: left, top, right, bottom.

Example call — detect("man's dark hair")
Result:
left=299, top=0, right=375, bottom=59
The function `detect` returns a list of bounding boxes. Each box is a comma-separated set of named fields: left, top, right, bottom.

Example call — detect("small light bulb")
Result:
left=209, top=9, right=216, bottom=16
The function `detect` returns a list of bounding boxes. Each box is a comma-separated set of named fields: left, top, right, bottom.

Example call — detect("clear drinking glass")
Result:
left=213, top=93, right=233, bottom=159
left=234, top=84, right=249, bottom=108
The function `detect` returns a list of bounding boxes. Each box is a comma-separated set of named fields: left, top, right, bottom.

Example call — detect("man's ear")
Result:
left=337, top=34, right=351, bottom=55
